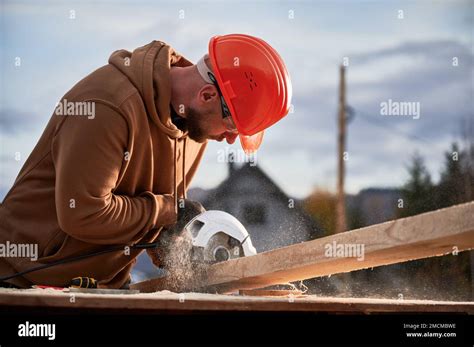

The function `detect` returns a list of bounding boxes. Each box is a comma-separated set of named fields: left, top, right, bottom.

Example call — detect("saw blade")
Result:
left=202, top=232, right=243, bottom=263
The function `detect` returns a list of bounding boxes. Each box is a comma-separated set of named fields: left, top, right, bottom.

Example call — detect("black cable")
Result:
left=355, top=109, right=430, bottom=144
left=0, top=241, right=159, bottom=282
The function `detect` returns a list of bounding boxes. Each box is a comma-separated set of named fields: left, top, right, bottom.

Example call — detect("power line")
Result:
left=353, top=108, right=431, bottom=144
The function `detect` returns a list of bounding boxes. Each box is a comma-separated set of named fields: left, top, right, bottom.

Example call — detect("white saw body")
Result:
left=184, top=210, right=257, bottom=263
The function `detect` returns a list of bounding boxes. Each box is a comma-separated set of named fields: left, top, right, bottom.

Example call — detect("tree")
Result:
left=459, top=115, right=474, bottom=201
left=436, top=142, right=469, bottom=208
left=303, top=189, right=337, bottom=236
left=397, top=148, right=472, bottom=300
left=398, top=152, right=436, bottom=217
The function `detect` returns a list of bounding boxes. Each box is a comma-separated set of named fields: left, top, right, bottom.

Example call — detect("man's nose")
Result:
left=225, top=132, right=238, bottom=144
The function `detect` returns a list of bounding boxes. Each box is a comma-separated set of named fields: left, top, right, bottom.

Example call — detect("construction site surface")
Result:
left=0, top=202, right=472, bottom=315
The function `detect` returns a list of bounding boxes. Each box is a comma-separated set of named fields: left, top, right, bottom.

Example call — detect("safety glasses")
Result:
left=207, top=72, right=238, bottom=133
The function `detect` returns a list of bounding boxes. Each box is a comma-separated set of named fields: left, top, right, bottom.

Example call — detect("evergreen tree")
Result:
left=437, top=143, right=467, bottom=208
left=398, top=152, right=436, bottom=217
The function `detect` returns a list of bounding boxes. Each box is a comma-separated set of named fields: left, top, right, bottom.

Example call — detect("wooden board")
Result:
left=0, top=288, right=472, bottom=314
left=132, top=202, right=474, bottom=293
left=238, top=289, right=304, bottom=297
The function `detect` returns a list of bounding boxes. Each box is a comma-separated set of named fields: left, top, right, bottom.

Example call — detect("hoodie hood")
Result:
left=109, top=41, right=193, bottom=139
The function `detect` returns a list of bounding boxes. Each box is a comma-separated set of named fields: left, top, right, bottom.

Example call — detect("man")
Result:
left=0, top=34, right=292, bottom=289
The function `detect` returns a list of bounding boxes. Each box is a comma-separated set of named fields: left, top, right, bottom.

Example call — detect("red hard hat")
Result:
left=208, top=34, right=292, bottom=153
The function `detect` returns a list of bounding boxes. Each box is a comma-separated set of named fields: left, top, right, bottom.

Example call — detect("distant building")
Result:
left=347, top=188, right=401, bottom=226
left=195, top=161, right=323, bottom=252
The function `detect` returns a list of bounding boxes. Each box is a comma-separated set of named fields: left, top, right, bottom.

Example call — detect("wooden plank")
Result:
left=238, top=289, right=304, bottom=297
left=0, top=288, right=472, bottom=314
left=132, top=202, right=474, bottom=293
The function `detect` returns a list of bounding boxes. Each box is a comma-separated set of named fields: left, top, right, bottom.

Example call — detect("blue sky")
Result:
left=1, top=0, right=473, bottom=200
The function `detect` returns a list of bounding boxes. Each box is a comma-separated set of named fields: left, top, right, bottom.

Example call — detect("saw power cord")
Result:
left=0, top=241, right=159, bottom=282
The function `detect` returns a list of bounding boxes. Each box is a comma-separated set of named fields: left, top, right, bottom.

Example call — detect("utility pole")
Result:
left=336, top=64, right=347, bottom=234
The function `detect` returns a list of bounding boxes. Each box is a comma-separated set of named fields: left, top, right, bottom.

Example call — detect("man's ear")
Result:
left=199, top=84, right=219, bottom=103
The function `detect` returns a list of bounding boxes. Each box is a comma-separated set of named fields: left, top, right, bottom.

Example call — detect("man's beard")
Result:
left=186, top=106, right=209, bottom=143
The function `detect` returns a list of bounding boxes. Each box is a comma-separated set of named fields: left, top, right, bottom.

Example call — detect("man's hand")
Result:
left=147, top=199, right=205, bottom=268
left=172, top=199, right=206, bottom=234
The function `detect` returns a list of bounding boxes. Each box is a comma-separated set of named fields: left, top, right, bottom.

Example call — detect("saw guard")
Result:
left=185, top=210, right=257, bottom=257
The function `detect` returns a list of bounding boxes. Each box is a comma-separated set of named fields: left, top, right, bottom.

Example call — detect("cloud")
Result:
left=0, top=108, right=43, bottom=133
left=348, top=40, right=472, bottom=138
left=350, top=40, right=471, bottom=65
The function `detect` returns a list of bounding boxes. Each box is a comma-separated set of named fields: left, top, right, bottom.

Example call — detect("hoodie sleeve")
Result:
left=51, top=101, right=177, bottom=245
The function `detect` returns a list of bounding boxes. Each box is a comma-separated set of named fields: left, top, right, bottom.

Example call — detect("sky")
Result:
left=0, top=0, right=473, bottom=200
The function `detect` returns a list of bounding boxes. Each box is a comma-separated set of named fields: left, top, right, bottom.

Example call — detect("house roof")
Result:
left=207, top=162, right=289, bottom=201
left=203, top=162, right=323, bottom=237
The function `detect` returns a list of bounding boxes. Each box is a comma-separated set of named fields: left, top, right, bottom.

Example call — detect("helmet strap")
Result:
left=196, top=56, right=214, bottom=84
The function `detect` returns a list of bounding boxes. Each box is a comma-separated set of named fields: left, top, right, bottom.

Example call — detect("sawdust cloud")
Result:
left=158, top=232, right=207, bottom=292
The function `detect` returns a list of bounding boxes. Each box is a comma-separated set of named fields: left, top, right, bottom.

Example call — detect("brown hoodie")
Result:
left=0, top=41, right=207, bottom=288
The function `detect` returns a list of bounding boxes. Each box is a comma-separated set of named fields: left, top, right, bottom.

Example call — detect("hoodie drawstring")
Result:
left=173, top=137, right=188, bottom=214
left=173, top=138, right=178, bottom=214
left=182, top=138, right=187, bottom=199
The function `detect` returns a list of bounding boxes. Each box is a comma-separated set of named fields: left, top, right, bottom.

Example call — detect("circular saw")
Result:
left=184, top=210, right=257, bottom=264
